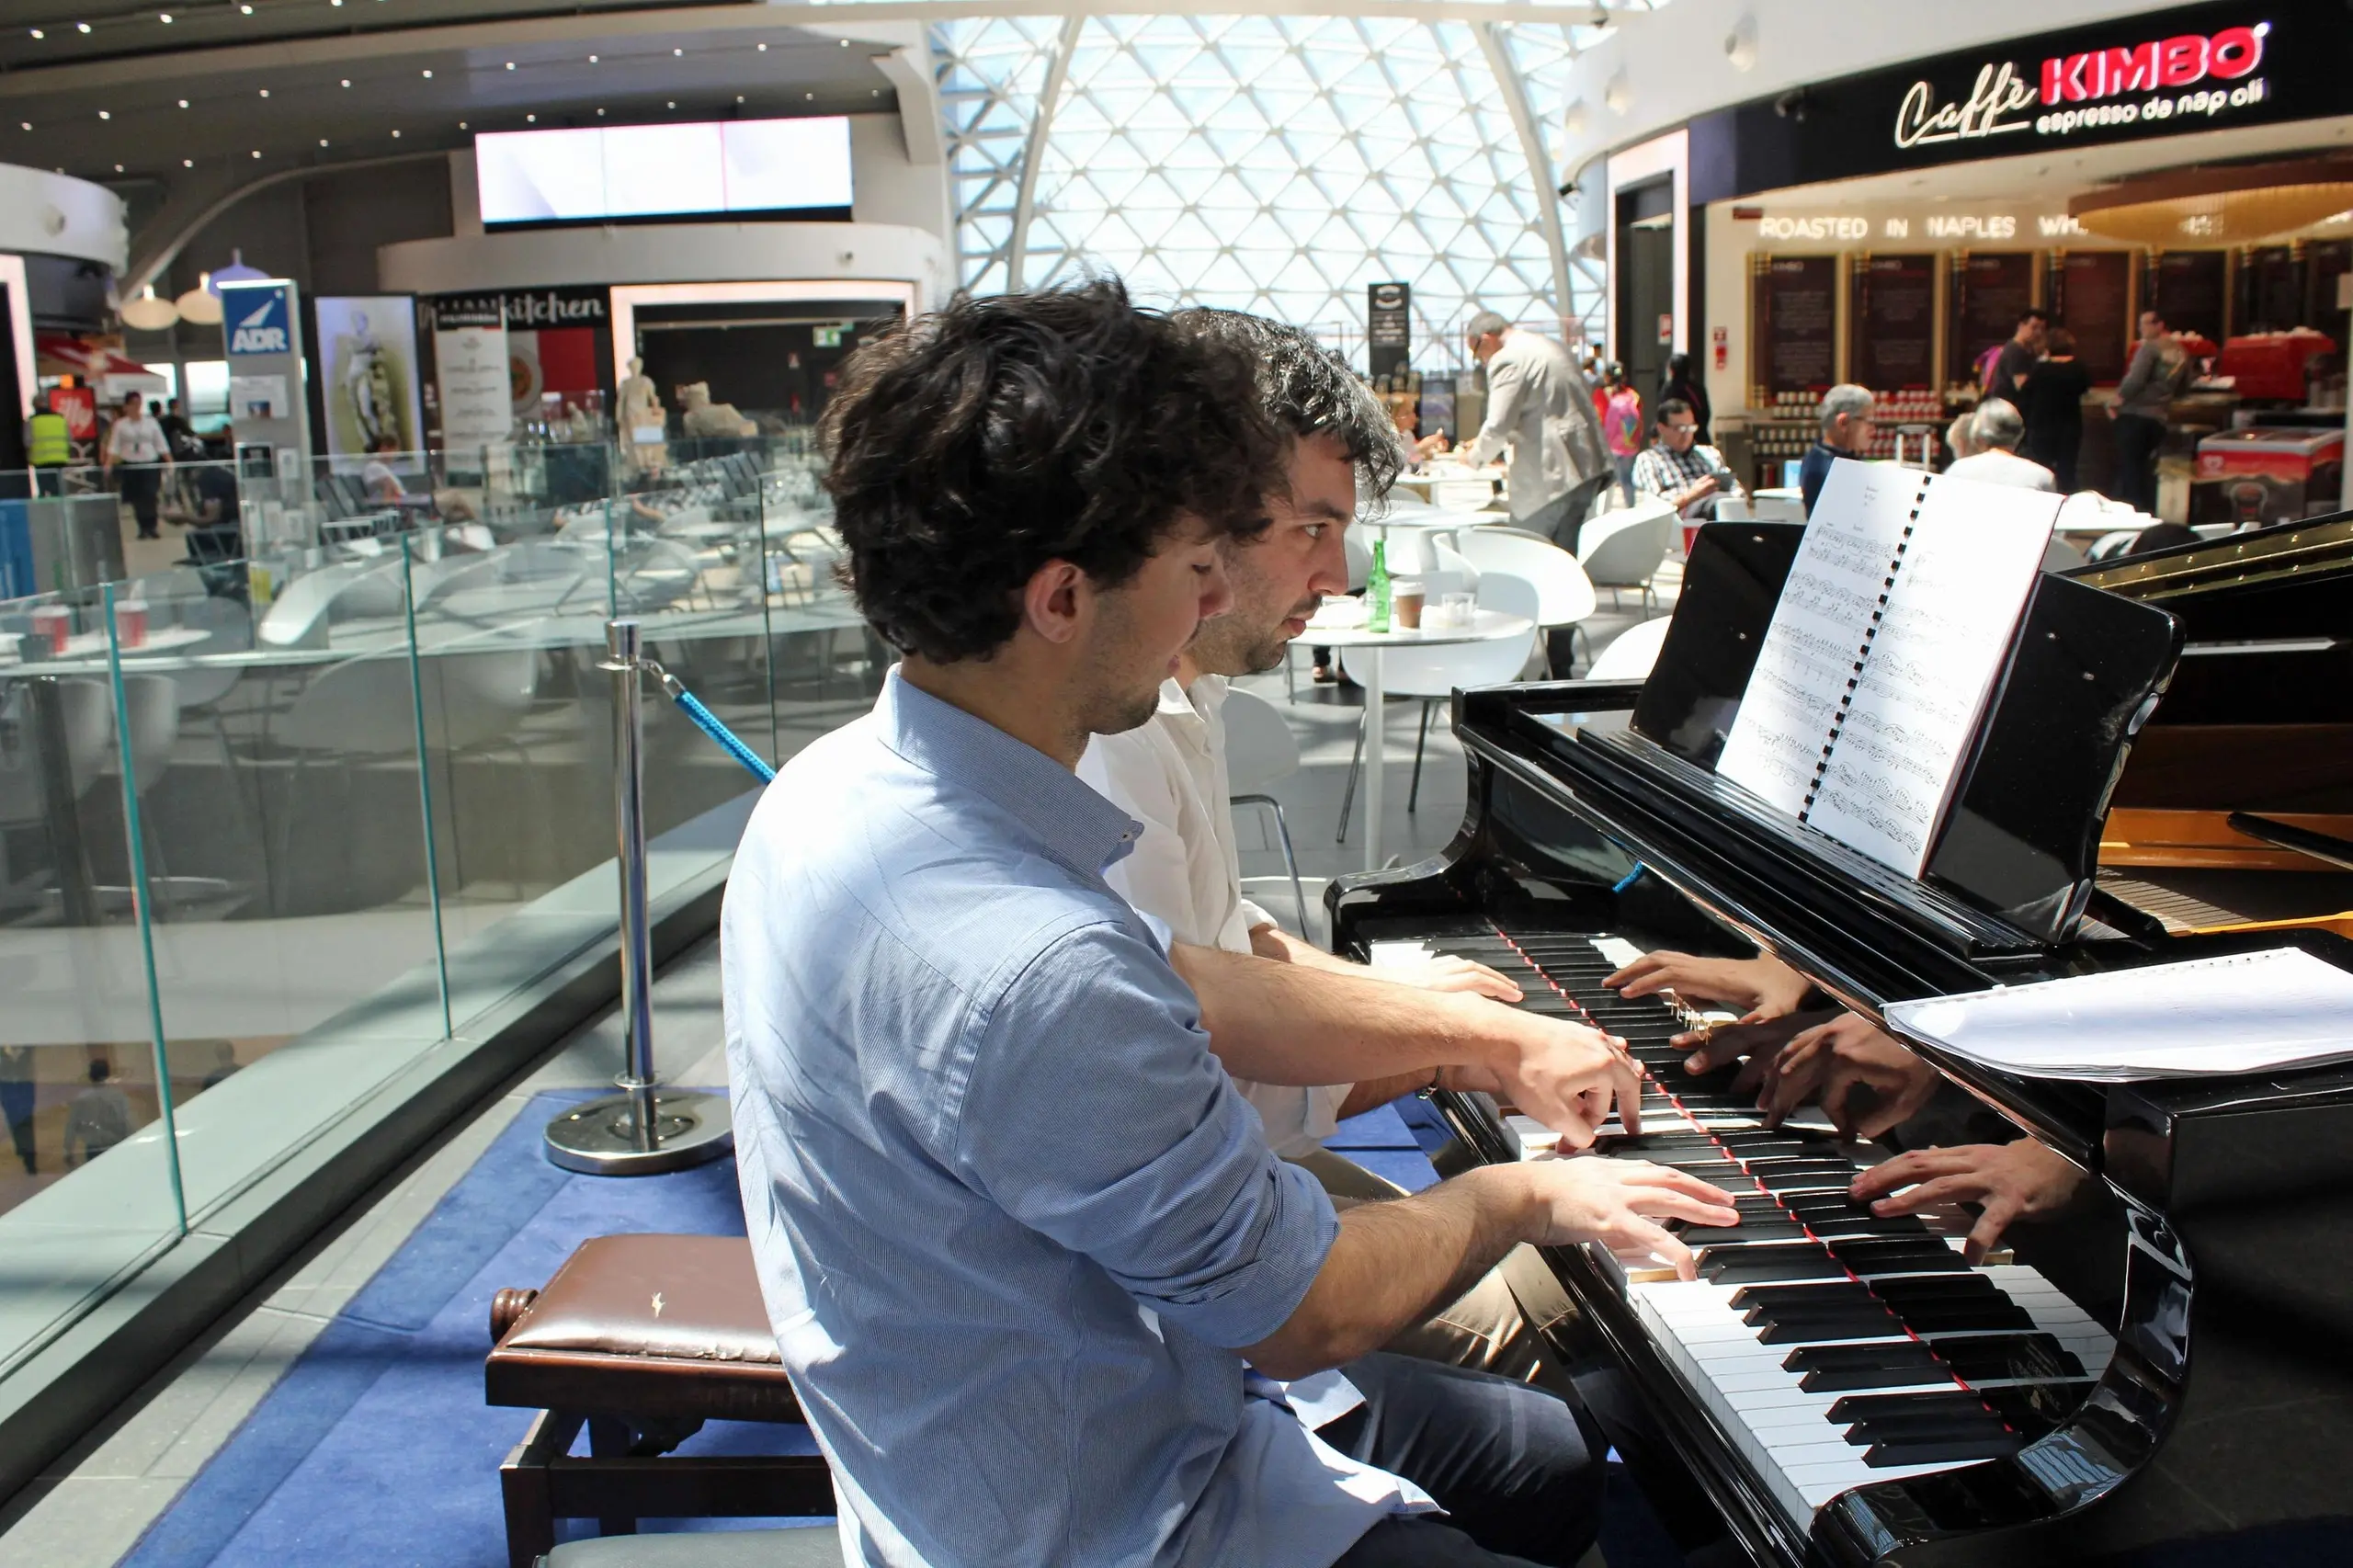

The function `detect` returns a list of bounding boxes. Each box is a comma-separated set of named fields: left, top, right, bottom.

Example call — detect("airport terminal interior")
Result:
left=1, top=0, right=2350, bottom=1564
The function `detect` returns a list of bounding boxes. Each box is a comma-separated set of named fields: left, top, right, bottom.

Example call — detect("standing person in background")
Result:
left=1658, top=351, right=1711, bottom=444
left=1799, top=384, right=1876, bottom=516
left=1436, top=311, right=1610, bottom=554
left=63, top=1060, right=131, bottom=1168
left=1600, top=364, right=1643, bottom=504
left=2110, top=310, right=2186, bottom=512
left=1, top=1045, right=36, bottom=1176
left=27, top=400, right=71, bottom=496
left=1991, top=308, right=2049, bottom=399
left=103, top=392, right=171, bottom=540
left=2017, top=327, right=2091, bottom=492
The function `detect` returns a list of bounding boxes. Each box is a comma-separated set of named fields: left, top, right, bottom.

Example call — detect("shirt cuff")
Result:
left=1161, top=1157, right=1339, bottom=1349
left=1238, top=897, right=1279, bottom=937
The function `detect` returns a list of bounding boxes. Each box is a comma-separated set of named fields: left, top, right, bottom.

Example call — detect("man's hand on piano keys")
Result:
left=1605, top=950, right=1814, bottom=1024
left=1670, top=1011, right=1827, bottom=1089
left=1442, top=1015, right=1646, bottom=1147
left=1847, top=1141, right=2089, bottom=1265
left=1378, top=954, right=1525, bottom=1003
left=1518, top=1156, right=1743, bottom=1279
left=1758, top=1015, right=1940, bottom=1138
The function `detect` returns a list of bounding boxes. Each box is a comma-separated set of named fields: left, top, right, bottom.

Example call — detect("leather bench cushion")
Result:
left=543, top=1527, right=845, bottom=1568
left=504, top=1234, right=779, bottom=1365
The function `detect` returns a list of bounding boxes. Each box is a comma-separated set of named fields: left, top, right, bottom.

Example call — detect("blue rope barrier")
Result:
left=647, top=663, right=777, bottom=783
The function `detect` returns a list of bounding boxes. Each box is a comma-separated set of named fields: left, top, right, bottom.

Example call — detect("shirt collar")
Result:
left=876, top=666, right=1142, bottom=878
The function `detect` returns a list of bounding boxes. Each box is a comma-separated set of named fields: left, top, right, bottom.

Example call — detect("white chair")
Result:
left=257, top=560, right=403, bottom=648
left=1719, top=495, right=1805, bottom=524
left=1587, top=617, right=1674, bottom=682
left=1219, top=687, right=1308, bottom=934
left=1336, top=571, right=1540, bottom=833
left=273, top=648, right=544, bottom=903
left=1576, top=501, right=1677, bottom=616
left=2086, top=529, right=2141, bottom=562
left=1455, top=528, right=1597, bottom=676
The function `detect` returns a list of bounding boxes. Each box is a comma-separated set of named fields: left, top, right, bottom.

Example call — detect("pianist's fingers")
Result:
left=1403, top=956, right=1524, bottom=1002
left=1758, top=1028, right=1836, bottom=1126
left=1606, top=1218, right=1699, bottom=1282
left=1847, top=1145, right=1978, bottom=1206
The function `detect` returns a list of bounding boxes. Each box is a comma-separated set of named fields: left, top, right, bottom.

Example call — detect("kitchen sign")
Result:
left=1688, top=0, right=2353, bottom=201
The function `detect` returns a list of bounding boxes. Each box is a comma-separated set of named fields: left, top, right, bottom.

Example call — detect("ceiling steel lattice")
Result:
left=933, top=12, right=1626, bottom=367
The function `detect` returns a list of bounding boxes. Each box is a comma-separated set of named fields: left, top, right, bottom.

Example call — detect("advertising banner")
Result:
left=315, top=295, right=424, bottom=469
left=221, top=278, right=313, bottom=477
left=428, top=294, right=512, bottom=448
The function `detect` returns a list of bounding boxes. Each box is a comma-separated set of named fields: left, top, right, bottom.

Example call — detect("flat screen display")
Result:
left=476, top=118, right=852, bottom=225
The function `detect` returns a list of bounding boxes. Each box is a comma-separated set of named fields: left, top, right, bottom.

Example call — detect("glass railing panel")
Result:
left=88, top=540, right=454, bottom=1224
left=0, top=583, right=191, bottom=1380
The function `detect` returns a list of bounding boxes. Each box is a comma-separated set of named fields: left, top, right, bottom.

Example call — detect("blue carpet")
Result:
left=122, top=1089, right=1687, bottom=1568
left=120, top=1092, right=818, bottom=1568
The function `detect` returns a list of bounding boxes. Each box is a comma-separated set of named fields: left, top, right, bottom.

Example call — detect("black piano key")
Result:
left=1703, top=1247, right=1848, bottom=1285
left=1862, top=1432, right=2027, bottom=1467
left=1787, top=1343, right=1951, bottom=1392
left=1887, top=1299, right=2036, bottom=1334
left=1753, top=1168, right=1862, bottom=1194
left=1830, top=1238, right=1972, bottom=1275
left=1756, top=1310, right=1908, bottom=1345
left=1799, top=1212, right=1931, bottom=1238
left=1828, top=1390, right=2002, bottom=1425
left=1732, top=1282, right=1876, bottom=1312
left=1927, top=1335, right=2087, bottom=1383
left=1843, top=1408, right=2014, bottom=1446
left=1869, top=1274, right=2004, bottom=1301
left=1678, top=1221, right=1807, bottom=1246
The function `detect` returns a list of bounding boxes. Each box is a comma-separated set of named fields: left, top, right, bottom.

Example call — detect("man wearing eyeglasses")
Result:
left=1631, top=398, right=1744, bottom=521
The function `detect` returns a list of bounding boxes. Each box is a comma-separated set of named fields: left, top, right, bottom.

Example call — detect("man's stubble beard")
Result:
left=1189, top=595, right=1318, bottom=679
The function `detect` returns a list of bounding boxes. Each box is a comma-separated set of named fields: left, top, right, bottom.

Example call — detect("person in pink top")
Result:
left=1598, top=362, right=1643, bottom=503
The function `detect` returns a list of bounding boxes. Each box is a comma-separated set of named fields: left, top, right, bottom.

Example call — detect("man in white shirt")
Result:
left=1943, top=399, right=2057, bottom=492
left=1081, top=310, right=1582, bottom=1392
left=103, top=391, right=172, bottom=540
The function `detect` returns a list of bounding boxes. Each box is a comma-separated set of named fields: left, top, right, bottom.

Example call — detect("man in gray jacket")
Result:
left=1439, top=312, right=1608, bottom=553
left=2109, top=309, right=2186, bottom=511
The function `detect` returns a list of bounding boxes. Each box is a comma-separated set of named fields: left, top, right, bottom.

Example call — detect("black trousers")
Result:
left=1323, top=1352, right=1606, bottom=1567
left=2109, top=414, right=2165, bottom=512
left=119, top=465, right=163, bottom=537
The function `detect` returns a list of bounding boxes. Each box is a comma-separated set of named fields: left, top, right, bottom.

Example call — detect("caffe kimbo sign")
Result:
left=1893, top=19, right=2270, bottom=150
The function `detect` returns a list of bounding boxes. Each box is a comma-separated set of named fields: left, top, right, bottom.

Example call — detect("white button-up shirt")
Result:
left=1079, top=675, right=1353, bottom=1159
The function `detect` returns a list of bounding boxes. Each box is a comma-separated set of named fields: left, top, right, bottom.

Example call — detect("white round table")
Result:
left=1303, top=608, right=1536, bottom=870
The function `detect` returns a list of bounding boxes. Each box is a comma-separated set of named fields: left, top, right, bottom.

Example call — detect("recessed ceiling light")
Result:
left=665, top=100, right=675, bottom=108
left=421, top=69, right=432, bottom=78
left=805, top=93, right=814, bottom=101
left=673, top=47, right=682, bottom=56
left=458, top=120, right=467, bottom=130
left=28, top=28, right=43, bottom=40
left=17, top=121, right=28, bottom=131
left=251, top=149, right=261, bottom=157
left=114, top=163, right=123, bottom=171
left=735, top=94, right=745, bottom=104
left=588, top=54, right=597, bottom=63
left=871, top=88, right=880, bottom=97
left=98, top=109, right=111, bottom=119
left=182, top=157, right=192, bottom=166
left=756, top=42, right=766, bottom=51
left=177, top=98, right=188, bottom=108
left=597, top=108, right=605, bottom=116
left=526, top=113, right=536, bottom=122
left=77, top=21, right=92, bottom=33
left=160, top=11, right=173, bottom=21
left=240, top=4, right=252, bottom=12
left=840, top=38, right=849, bottom=46
left=340, top=78, right=350, bottom=87
left=504, top=61, right=515, bottom=70
left=390, top=129, right=400, bottom=138
left=318, top=138, right=328, bottom=146
left=258, top=88, right=269, bottom=97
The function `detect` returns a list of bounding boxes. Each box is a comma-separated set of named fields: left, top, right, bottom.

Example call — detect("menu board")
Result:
left=1752, top=255, right=1839, bottom=399
left=2311, top=240, right=2352, bottom=340
left=2238, top=245, right=2304, bottom=334
left=2146, top=250, right=2228, bottom=345
left=1849, top=254, right=1938, bottom=392
left=2050, top=251, right=2134, bottom=385
left=1946, top=253, right=2036, bottom=391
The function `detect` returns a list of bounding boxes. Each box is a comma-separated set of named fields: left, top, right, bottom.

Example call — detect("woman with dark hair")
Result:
left=2018, top=326, right=2091, bottom=492
left=1658, top=351, right=1710, bottom=444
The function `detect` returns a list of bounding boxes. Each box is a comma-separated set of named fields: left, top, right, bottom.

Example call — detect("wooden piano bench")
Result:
left=486, top=1233, right=834, bottom=1568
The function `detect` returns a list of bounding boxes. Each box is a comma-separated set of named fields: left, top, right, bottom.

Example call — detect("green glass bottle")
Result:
left=1366, top=539, right=1392, bottom=633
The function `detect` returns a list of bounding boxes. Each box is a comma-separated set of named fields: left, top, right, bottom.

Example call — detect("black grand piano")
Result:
left=1328, top=513, right=2353, bottom=1566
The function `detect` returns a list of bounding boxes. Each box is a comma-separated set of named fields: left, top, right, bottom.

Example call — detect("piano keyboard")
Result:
left=1390, top=926, right=2117, bottom=1528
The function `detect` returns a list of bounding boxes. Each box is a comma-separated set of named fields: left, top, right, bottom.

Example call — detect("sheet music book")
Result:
left=1712, top=460, right=2062, bottom=878
left=1885, top=948, right=2353, bottom=1080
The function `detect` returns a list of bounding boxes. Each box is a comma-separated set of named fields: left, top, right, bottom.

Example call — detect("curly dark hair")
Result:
left=820, top=279, right=1286, bottom=663
left=1172, top=308, right=1404, bottom=499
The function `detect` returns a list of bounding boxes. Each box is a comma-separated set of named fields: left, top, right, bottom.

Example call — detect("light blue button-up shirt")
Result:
left=723, top=670, right=1425, bottom=1568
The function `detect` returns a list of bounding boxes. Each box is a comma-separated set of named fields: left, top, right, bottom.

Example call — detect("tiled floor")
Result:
left=0, top=561, right=1679, bottom=1564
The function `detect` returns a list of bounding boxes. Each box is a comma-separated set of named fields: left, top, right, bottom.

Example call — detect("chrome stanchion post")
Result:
left=543, top=619, right=733, bottom=1176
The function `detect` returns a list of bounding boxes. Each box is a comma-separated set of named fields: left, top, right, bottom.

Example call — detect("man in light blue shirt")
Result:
left=724, top=282, right=1736, bottom=1567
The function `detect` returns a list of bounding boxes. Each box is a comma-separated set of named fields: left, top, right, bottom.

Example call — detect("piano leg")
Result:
left=1363, top=646, right=1386, bottom=873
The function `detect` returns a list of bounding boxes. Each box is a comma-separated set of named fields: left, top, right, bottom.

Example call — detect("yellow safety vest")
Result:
left=28, top=410, right=70, bottom=466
